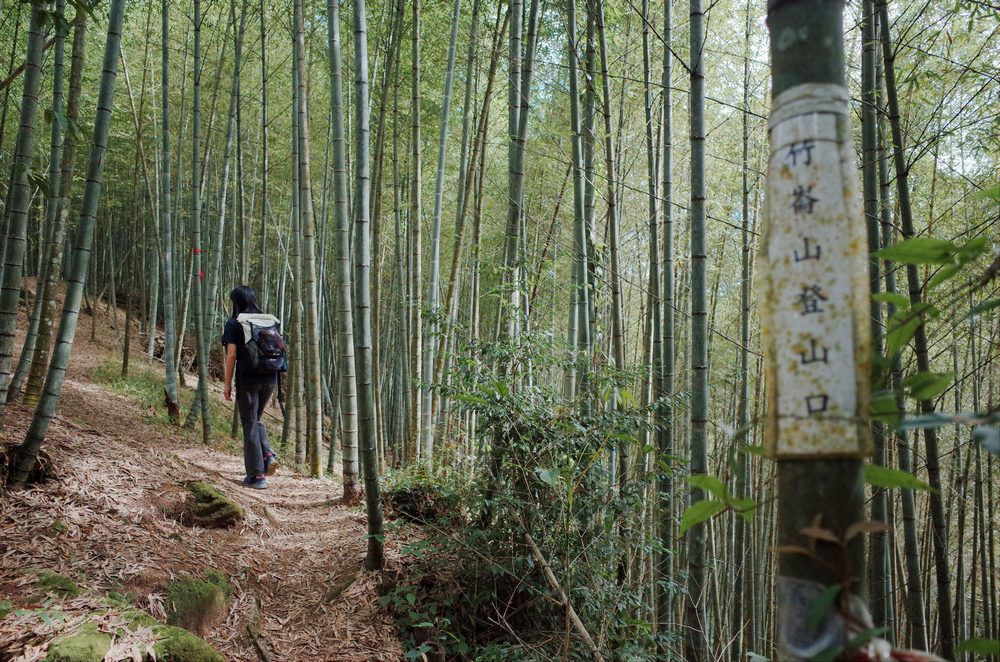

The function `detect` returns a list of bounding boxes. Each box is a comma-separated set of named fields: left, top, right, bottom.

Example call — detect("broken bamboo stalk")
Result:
left=517, top=514, right=606, bottom=662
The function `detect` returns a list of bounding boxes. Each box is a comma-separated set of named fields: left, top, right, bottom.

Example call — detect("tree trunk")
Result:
left=655, top=0, right=674, bottom=644
left=877, top=56, right=927, bottom=649
left=409, top=0, right=423, bottom=461
left=183, top=0, right=212, bottom=444
left=876, top=3, right=954, bottom=656
left=206, top=0, right=247, bottom=349
left=419, top=0, right=462, bottom=464
left=352, top=0, right=385, bottom=570
left=293, top=0, right=324, bottom=477
left=731, top=1, right=753, bottom=654
left=861, top=0, right=891, bottom=637
left=160, top=0, right=180, bottom=423
left=685, top=0, right=708, bottom=656
left=327, top=0, right=361, bottom=501
left=500, top=0, right=522, bottom=344
left=9, top=0, right=126, bottom=487
left=9, top=0, right=67, bottom=403
left=0, top=2, right=46, bottom=422
left=763, top=0, right=874, bottom=658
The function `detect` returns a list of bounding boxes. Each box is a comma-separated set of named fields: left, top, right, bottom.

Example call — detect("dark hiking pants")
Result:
left=237, top=383, right=275, bottom=479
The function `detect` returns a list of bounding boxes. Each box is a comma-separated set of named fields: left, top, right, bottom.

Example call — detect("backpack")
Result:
left=237, top=314, right=287, bottom=374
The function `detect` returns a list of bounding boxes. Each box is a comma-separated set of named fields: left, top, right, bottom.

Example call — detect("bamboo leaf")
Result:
left=686, top=474, right=729, bottom=501
left=972, top=185, right=1000, bottom=200
left=885, top=310, right=922, bottom=355
left=902, top=371, right=954, bottom=401
left=44, top=109, right=68, bottom=133
left=405, top=644, right=434, bottom=660
left=451, top=393, right=488, bottom=405
left=864, top=463, right=937, bottom=493
left=873, top=237, right=958, bottom=265
left=66, top=119, right=89, bottom=144
left=811, top=643, right=844, bottom=659
left=729, top=497, right=757, bottom=522
left=26, top=170, right=51, bottom=198
left=68, top=0, right=98, bottom=21
left=962, top=298, right=1000, bottom=321
left=870, top=390, right=900, bottom=426
left=871, top=292, right=910, bottom=308
left=972, top=426, right=1000, bottom=456
left=926, top=264, right=961, bottom=290
left=535, top=468, right=560, bottom=486
left=895, top=412, right=955, bottom=430
left=678, top=500, right=726, bottom=535
left=956, top=235, right=989, bottom=264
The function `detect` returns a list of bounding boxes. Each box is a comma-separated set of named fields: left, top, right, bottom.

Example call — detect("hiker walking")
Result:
left=221, top=285, right=286, bottom=489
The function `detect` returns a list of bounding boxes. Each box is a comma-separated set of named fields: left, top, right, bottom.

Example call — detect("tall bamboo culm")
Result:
left=353, top=0, right=385, bottom=570
left=327, top=0, right=361, bottom=500
left=684, top=0, right=708, bottom=656
left=159, top=0, right=180, bottom=423
left=0, top=3, right=45, bottom=421
left=876, top=2, right=954, bottom=657
left=10, top=0, right=127, bottom=487
left=9, top=0, right=67, bottom=403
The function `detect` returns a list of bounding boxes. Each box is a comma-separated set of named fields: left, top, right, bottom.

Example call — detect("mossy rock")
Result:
left=202, top=569, right=233, bottom=600
left=151, top=625, right=224, bottom=662
left=45, top=622, right=112, bottom=662
left=163, top=574, right=229, bottom=636
left=27, top=570, right=84, bottom=598
left=185, top=481, right=243, bottom=529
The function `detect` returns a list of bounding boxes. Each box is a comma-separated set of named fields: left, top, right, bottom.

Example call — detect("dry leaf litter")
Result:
left=1, top=292, right=409, bottom=661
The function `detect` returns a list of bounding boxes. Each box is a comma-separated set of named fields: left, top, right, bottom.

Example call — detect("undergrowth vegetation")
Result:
left=380, top=335, right=684, bottom=661
left=88, top=359, right=236, bottom=445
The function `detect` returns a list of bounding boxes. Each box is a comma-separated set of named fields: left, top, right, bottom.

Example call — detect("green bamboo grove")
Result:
left=0, top=0, right=998, bottom=658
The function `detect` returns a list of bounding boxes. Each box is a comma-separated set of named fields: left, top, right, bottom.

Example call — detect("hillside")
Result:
left=0, top=295, right=407, bottom=662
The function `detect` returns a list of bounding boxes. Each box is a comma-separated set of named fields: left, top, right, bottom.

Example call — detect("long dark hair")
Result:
left=230, top=285, right=263, bottom=318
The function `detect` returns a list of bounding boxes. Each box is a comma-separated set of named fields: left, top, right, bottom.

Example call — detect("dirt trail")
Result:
left=0, top=299, right=406, bottom=661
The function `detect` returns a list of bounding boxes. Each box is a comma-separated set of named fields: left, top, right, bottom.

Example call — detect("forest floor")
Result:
left=0, top=284, right=411, bottom=662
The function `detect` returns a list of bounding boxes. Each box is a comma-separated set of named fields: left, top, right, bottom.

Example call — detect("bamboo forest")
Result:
left=0, top=0, right=998, bottom=659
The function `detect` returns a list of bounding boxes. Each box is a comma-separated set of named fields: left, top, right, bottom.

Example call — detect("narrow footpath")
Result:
left=0, top=298, right=407, bottom=662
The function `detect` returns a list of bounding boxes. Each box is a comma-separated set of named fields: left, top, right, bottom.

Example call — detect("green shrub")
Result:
left=384, top=467, right=469, bottom=523
left=382, top=333, right=674, bottom=661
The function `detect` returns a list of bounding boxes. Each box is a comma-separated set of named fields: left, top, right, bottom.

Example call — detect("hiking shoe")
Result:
left=264, top=454, right=279, bottom=476
left=243, top=475, right=267, bottom=489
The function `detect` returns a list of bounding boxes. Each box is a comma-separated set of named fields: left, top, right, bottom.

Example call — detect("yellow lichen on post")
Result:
left=759, top=83, right=872, bottom=459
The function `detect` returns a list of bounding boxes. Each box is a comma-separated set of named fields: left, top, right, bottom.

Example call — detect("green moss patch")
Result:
left=152, top=625, right=224, bottom=662
left=46, top=623, right=112, bottom=662
left=27, top=570, right=84, bottom=598
left=163, top=574, right=229, bottom=636
left=185, top=481, right=244, bottom=529
left=202, top=568, right=232, bottom=600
